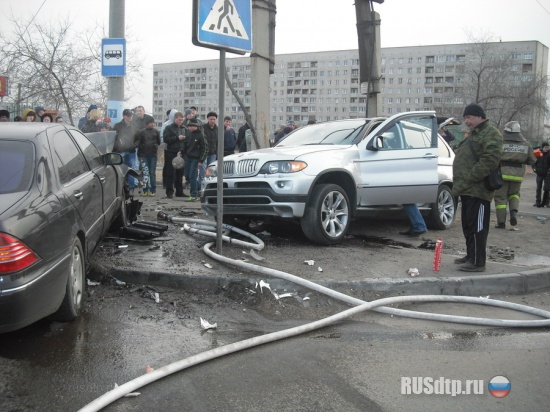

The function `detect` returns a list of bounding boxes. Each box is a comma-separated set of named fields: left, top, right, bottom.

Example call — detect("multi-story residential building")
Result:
left=152, top=40, right=548, bottom=139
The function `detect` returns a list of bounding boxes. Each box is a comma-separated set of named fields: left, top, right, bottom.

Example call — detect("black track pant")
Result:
left=460, top=195, right=490, bottom=267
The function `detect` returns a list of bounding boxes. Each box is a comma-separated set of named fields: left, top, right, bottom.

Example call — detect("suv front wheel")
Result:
left=301, top=183, right=351, bottom=245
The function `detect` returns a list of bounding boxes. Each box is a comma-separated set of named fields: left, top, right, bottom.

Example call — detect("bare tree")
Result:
left=0, top=14, right=143, bottom=126
left=454, top=32, right=549, bottom=141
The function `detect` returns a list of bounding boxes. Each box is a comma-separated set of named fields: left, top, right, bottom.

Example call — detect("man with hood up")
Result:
left=493, top=121, right=536, bottom=229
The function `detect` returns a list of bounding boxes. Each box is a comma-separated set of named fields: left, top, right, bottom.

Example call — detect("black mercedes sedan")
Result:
left=0, top=123, right=131, bottom=332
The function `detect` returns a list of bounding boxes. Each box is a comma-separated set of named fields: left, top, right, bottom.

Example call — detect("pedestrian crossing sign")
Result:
left=193, top=0, right=252, bottom=55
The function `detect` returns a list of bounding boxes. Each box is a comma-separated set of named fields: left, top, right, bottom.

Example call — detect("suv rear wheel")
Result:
left=301, top=184, right=350, bottom=245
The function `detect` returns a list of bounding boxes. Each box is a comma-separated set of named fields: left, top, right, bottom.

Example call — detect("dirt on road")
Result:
left=87, top=172, right=549, bottom=323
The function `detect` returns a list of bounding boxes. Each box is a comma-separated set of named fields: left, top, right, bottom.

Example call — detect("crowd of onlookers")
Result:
left=0, top=106, right=65, bottom=123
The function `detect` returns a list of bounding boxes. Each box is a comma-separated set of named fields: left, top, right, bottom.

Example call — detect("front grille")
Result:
left=236, top=159, right=259, bottom=176
left=223, top=161, right=235, bottom=175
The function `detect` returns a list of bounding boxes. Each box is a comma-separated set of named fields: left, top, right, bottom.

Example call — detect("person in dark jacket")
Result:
left=274, top=121, right=296, bottom=146
left=183, top=119, right=208, bottom=200
left=237, top=122, right=250, bottom=152
left=113, top=109, right=140, bottom=195
left=81, top=109, right=103, bottom=133
left=222, top=116, right=237, bottom=156
left=78, top=104, right=98, bottom=130
left=533, top=142, right=550, bottom=207
left=162, top=111, right=187, bottom=199
left=452, top=103, right=503, bottom=272
left=200, top=111, right=218, bottom=190
left=131, top=105, right=147, bottom=130
left=137, top=115, right=161, bottom=196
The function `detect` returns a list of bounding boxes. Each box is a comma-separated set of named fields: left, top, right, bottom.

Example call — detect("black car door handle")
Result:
left=99, top=176, right=106, bottom=183
left=74, top=190, right=83, bottom=199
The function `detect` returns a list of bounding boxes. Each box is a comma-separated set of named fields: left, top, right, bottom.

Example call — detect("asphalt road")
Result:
left=1, top=172, right=549, bottom=412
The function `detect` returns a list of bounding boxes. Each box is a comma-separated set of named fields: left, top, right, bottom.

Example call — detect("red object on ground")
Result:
left=433, top=238, right=443, bottom=272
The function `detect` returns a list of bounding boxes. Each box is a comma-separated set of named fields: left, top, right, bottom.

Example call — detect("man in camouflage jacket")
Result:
left=493, top=121, right=536, bottom=228
left=452, top=103, right=503, bottom=272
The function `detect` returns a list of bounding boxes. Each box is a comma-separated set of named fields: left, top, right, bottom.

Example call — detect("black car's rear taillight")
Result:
left=0, top=233, right=40, bottom=274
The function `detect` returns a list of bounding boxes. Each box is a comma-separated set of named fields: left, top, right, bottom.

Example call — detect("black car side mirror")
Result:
left=105, top=153, right=123, bottom=165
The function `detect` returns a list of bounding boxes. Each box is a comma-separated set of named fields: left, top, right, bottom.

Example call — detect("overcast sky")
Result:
left=1, top=0, right=549, bottom=110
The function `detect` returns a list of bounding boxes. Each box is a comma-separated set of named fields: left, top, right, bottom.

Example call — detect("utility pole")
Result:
left=355, top=0, right=383, bottom=117
left=108, top=0, right=125, bottom=117
left=249, top=0, right=276, bottom=149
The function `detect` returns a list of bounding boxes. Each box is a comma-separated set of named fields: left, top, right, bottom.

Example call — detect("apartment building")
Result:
left=152, top=40, right=548, bottom=135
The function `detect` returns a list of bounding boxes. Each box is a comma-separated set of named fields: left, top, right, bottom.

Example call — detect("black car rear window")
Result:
left=0, top=140, right=34, bottom=194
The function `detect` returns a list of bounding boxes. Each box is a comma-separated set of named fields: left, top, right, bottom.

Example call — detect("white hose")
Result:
left=78, top=215, right=550, bottom=411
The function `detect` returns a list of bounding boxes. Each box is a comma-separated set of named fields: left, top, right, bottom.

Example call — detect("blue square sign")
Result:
left=193, top=0, right=252, bottom=55
left=102, top=38, right=126, bottom=77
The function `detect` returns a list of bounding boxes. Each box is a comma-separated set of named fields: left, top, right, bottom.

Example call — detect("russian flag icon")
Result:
left=489, top=376, right=511, bottom=398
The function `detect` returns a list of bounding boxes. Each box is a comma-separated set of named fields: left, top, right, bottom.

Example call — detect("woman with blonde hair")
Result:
left=81, top=108, right=104, bottom=133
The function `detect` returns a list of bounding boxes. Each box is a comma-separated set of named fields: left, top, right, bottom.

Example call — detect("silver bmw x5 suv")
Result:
left=201, top=111, right=455, bottom=245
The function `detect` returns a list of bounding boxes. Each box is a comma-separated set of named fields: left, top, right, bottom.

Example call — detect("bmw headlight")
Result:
left=206, top=165, right=217, bottom=178
left=258, top=161, right=307, bottom=174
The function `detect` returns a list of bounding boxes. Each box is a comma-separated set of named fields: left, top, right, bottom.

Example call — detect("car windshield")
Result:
left=276, top=120, right=368, bottom=146
left=0, top=141, right=34, bottom=194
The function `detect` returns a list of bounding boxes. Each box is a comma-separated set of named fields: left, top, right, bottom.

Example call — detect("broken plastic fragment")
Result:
left=249, top=249, right=266, bottom=261
left=204, top=263, right=213, bottom=269
left=304, top=260, right=315, bottom=266
left=117, top=244, right=128, bottom=249
left=200, top=317, right=218, bottom=330
left=87, top=279, right=100, bottom=286
left=145, top=365, right=155, bottom=373
left=317, top=267, right=323, bottom=272
left=407, top=268, right=419, bottom=277
left=258, top=280, right=271, bottom=293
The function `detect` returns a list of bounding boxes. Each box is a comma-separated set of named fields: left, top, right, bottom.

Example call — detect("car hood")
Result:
left=226, top=145, right=351, bottom=162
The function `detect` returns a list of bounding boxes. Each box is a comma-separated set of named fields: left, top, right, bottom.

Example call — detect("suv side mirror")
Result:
left=367, top=136, right=384, bottom=151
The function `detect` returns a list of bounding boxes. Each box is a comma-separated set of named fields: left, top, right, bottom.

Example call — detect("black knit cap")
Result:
left=463, top=103, right=486, bottom=119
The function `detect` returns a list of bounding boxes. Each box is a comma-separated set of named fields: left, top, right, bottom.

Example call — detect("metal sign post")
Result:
left=192, top=0, right=253, bottom=254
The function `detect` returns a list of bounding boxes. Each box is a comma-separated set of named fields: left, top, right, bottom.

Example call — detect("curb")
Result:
left=95, top=266, right=550, bottom=298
